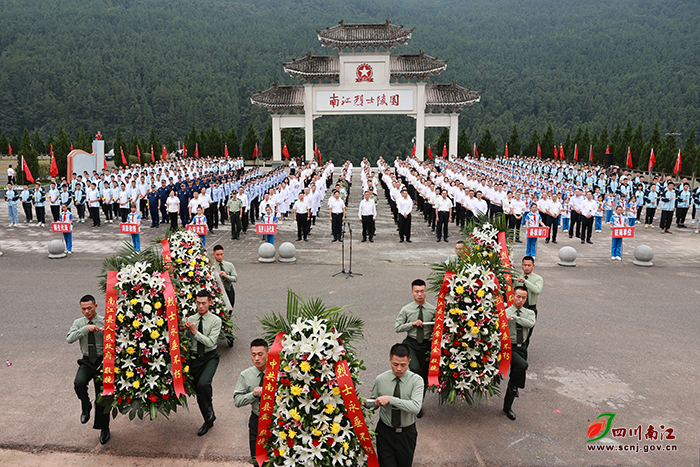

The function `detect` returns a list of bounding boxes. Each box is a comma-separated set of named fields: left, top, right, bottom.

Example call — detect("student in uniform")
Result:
left=60, top=203, right=74, bottom=254
left=20, top=183, right=33, bottom=223
left=101, top=183, right=113, bottom=223
left=127, top=203, right=142, bottom=252
left=594, top=194, right=604, bottom=232
left=659, top=182, right=676, bottom=234
left=48, top=182, right=61, bottom=221
left=118, top=183, right=130, bottom=222
left=260, top=205, right=277, bottom=245
left=644, top=184, right=658, bottom=228
left=65, top=294, right=111, bottom=445
left=88, top=182, right=101, bottom=227
left=233, top=338, right=268, bottom=461
left=190, top=205, right=208, bottom=247
left=32, top=182, right=46, bottom=227
left=369, top=343, right=424, bottom=467
left=523, top=203, right=545, bottom=258
left=111, top=181, right=121, bottom=223
left=73, top=182, right=86, bottom=223
left=183, top=290, right=222, bottom=436
left=394, top=279, right=435, bottom=417
left=626, top=196, right=638, bottom=227
left=609, top=205, right=627, bottom=261
left=502, top=286, right=536, bottom=421
left=4, top=183, right=19, bottom=227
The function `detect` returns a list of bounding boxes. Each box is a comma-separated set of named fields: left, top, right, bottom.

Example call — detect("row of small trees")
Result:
left=3, top=120, right=698, bottom=185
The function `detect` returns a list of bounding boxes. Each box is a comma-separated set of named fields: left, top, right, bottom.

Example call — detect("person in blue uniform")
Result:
left=146, top=185, right=160, bottom=228
left=157, top=180, right=170, bottom=222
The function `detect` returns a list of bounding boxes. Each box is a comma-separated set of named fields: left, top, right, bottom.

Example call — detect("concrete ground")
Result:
left=1, top=168, right=699, bottom=466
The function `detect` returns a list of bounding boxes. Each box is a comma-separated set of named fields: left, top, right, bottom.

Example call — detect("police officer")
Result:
left=66, top=294, right=111, bottom=444
left=157, top=180, right=170, bottom=223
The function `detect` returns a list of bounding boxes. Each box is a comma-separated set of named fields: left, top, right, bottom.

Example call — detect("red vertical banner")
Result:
left=334, top=361, right=379, bottom=467
left=428, top=271, right=454, bottom=387
left=497, top=231, right=514, bottom=306
left=161, top=271, right=186, bottom=398
left=256, top=332, right=285, bottom=467
left=102, top=271, right=118, bottom=396
left=161, top=238, right=172, bottom=267
left=493, top=277, right=511, bottom=378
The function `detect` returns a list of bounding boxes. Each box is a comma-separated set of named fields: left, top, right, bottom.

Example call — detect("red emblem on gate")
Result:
left=356, top=63, right=373, bottom=82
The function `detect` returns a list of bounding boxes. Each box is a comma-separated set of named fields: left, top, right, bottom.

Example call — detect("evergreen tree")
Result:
left=580, top=127, right=591, bottom=160
left=435, top=128, right=450, bottom=156
left=75, top=127, right=89, bottom=152
left=261, top=123, right=273, bottom=160
left=113, top=126, right=128, bottom=167
left=591, top=131, right=599, bottom=163
left=18, top=128, right=39, bottom=184
left=523, top=128, right=540, bottom=158
left=167, top=135, right=176, bottom=154
left=563, top=131, right=573, bottom=162
left=241, top=122, right=259, bottom=160
left=622, top=119, right=633, bottom=153
left=129, top=133, right=140, bottom=161
left=185, top=124, right=198, bottom=157
left=284, top=129, right=301, bottom=160
left=149, top=127, right=161, bottom=160
left=225, top=128, right=240, bottom=158
left=206, top=125, right=222, bottom=158
left=687, top=129, right=700, bottom=174
left=611, top=121, right=623, bottom=165
left=596, top=125, right=610, bottom=162
left=660, top=128, right=678, bottom=172
left=55, top=126, right=71, bottom=176
left=10, top=132, right=20, bottom=156
left=45, top=132, right=55, bottom=159
left=478, top=127, right=497, bottom=159
left=506, top=124, right=522, bottom=156
left=643, top=122, right=662, bottom=172
left=0, top=132, right=8, bottom=155
left=32, top=130, right=46, bottom=155
left=541, top=124, right=555, bottom=160
left=457, top=128, right=470, bottom=159
left=630, top=123, right=645, bottom=170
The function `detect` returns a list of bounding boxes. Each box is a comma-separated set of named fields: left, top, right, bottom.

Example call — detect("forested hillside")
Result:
left=1, top=0, right=699, bottom=174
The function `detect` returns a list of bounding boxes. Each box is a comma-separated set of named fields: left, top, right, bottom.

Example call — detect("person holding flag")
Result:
left=524, top=202, right=546, bottom=258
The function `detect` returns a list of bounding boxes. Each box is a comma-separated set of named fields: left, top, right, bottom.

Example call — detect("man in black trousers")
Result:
left=503, top=286, right=536, bottom=421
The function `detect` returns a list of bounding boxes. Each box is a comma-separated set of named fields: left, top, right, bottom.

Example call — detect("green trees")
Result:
left=478, top=128, right=497, bottom=159
left=18, top=128, right=39, bottom=184
left=113, top=127, right=128, bottom=167
left=507, top=124, right=522, bottom=156
left=55, top=126, right=71, bottom=177
left=241, top=123, right=259, bottom=160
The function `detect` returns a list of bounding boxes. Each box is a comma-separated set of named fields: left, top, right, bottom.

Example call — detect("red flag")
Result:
left=589, top=144, right=593, bottom=163
left=162, top=145, right=167, bottom=161
left=442, top=142, right=448, bottom=159
left=559, top=143, right=565, bottom=161
left=183, top=145, right=187, bottom=157
left=427, top=144, right=433, bottom=160
left=626, top=147, right=633, bottom=168
left=554, top=144, right=558, bottom=160
left=648, top=148, right=656, bottom=171
left=253, top=143, right=259, bottom=159
left=606, top=145, right=610, bottom=155
left=473, top=143, right=477, bottom=157
left=537, top=143, right=541, bottom=158
left=137, top=146, right=142, bottom=164
left=504, top=143, right=508, bottom=158
left=574, top=144, right=579, bottom=162
left=150, top=145, right=155, bottom=163
left=224, top=143, right=229, bottom=158
left=411, top=143, right=416, bottom=157
left=22, top=156, right=34, bottom=183
left=282, top=143, right=290, bottom=159
left=103, top=155, right=108, bottom=171
left=673, top=149, right=682, bottom=175
left=194, top=143, right=199, bottom=158
left=70, top=143, right=73, bottom=151
left=317, top=145, right=322, bottom=164
left=314, top=142, right=318, bottom=159
left=50, top=153, right=59, bottom=177
left=8, top=144, right=11, bottom=155
left=50, top=143, right=54, bottom=157
left=120, top=146, right=127, bottom=165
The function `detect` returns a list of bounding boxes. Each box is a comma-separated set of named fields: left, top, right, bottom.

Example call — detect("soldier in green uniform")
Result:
left=394, top=279, right=436, bottom=417
left=370, top=343, right=424, bottom=467
left=212, top=245, right=238, bottom=309
left=503, top=286, right=536, bottom=421
left=184, top=290, right=222, bottom=436
left=226, top=191, right=243, bottom=240
left=66, top=294, right=111, bottom=445
left=233, top=338, right=269, bottom=460
left=515, top=255, right=543, bottom=342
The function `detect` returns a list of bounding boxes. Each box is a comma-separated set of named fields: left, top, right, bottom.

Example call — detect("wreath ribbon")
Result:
left=101, top=270, right=118, bottom=396
left=161, top=238, right=173, bottom=268
left=497, top=231, right=514, bottom=306
left=334, top=360, right=379, bottom=467
left=161, top=271, right=186, bottom=398
left=428, top=271, right=454, bottom=388
left=493, top=276, right=512, bottom=378
left=256, top=332, right=285, bottom=467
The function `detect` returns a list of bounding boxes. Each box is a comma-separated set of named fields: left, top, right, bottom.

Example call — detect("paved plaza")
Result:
left=1, top=168, right=699, bottom=466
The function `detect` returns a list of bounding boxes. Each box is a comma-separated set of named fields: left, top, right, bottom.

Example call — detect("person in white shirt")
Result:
left=509, top=191, right=526, bottom=243
left=237, top=187, right=250, bottom=234
left=471, top=191, right=488, bottom=217
left=7, top=165, right=15, bottom=185
left=48, top=182, right=61, bottom=222
left=118, top=183, right=130, bottom=222
left=396, top=189, right=413, bottom=243
left=546, top=193, right=562, bottom=244
left=199, top=188, right=214, bottom=231
left=293, top=192, right=311, bottom=241
left=580, top=191, right=597, bottom=244
left=166, top=190, right=180, bottom=231
left=87, top=182, right=101, bottom=227
left=568, top=189, right=584, bottom=239
left=358, top=190, right=377, bottom=242
left=188, top=191, right=202, bottom=217
left=435, top=189, right=453, bottom=243
left=327, top=190, right=346, bottom=242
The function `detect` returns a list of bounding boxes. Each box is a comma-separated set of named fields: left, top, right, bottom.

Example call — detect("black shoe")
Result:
left=503, top=408, right=516, bottom=420
left=369, top=238, right=373, bottom=242
left=361, top=238, right=367, bottom=242
left=304, top=238, right=308, bottom=242
left=417, top=409, right=424, bottom=418
left=399, top=239, right=404, bottom=243
left=198, top=421, right=213, bottom=436
left=332, top=239, right=338, bottom=242
left=436, top=238, right=441, bottom=242
left=545, top=239, right=549, bottom=244
left=552, top=240, right=557, bottom=244
left=81, top=408, right=90, bottom=424
left=226, top=336, right=234, bottom=347
left=581, top=241, right=585, bottom=244
left=206, top=405, right=216, bottom=424
left=406, top=239, right=412, bottom=243
left=100, top=428, right=111, bottom=445
left=586, top=240, right=593, bottom=244
left=297, top=238, right=302, bottom=241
